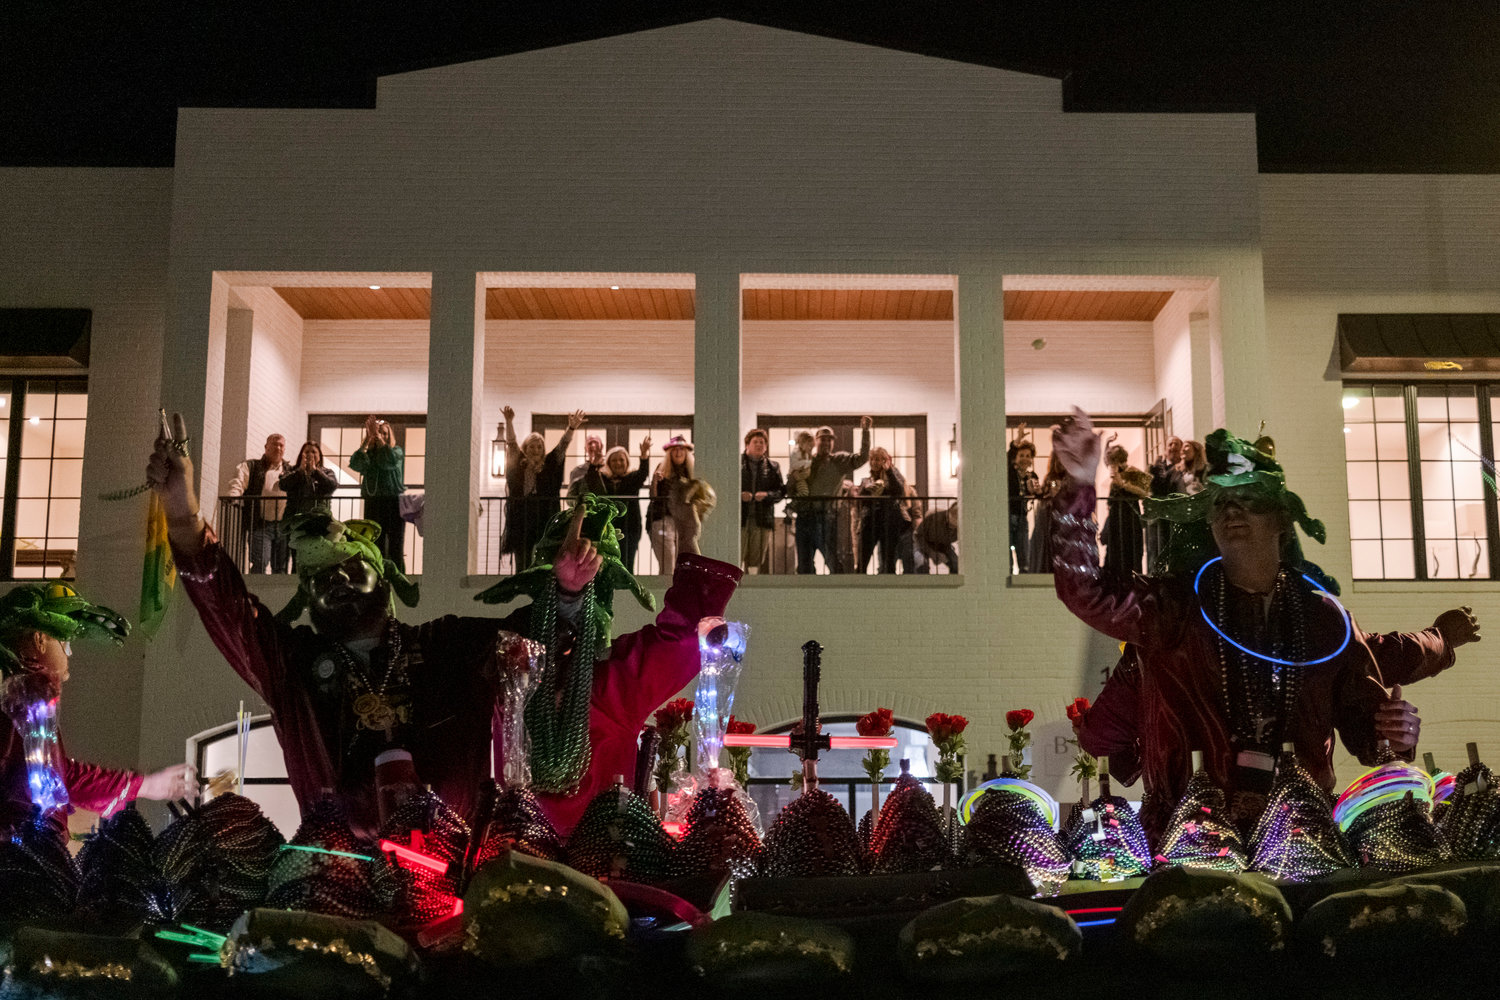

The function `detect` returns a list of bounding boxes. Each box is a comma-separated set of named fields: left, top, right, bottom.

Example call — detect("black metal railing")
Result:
left=214, top=490, right=424, bottom=576
left=477, top=492, right=958, bottom=577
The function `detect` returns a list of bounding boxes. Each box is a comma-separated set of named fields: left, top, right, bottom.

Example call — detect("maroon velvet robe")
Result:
left=1052, top=483, right=1451, bottom=844
left=177, top=527, right=740, bottom=838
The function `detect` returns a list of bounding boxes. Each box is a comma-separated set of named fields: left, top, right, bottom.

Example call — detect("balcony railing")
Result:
left=477, top=493, right=957, bottom=576
left=217, top=490, right=955, bottom=579
left=214, top=490, right=425, bottom=576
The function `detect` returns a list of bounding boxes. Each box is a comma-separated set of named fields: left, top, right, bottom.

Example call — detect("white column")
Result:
left=1189, top=311, right=1217, bottom=439
left=956, top=273, right=1003, bottom=584
left=693, top=272, right=742, bottom=566
left=422, top=270, right=486, bottom=604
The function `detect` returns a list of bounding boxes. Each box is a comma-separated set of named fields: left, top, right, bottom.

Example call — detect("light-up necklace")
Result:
left=1193, top=557, right=1352, bottom=667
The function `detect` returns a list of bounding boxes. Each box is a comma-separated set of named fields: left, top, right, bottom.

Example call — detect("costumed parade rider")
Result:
left=0, top=583, right=191, bottom=837
left=1050, top=410, right=1480, bottom=843
left=150, top=414, right=535, bottom=838
left=149, top=413, right=740, bottom=839
left=476, top=493, right=742, bottom=835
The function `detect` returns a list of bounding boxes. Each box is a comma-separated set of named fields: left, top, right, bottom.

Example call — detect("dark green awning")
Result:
left=1338, top=313, right=1500, bottom=373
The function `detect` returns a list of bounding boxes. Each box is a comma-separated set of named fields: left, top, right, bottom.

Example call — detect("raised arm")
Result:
left=848, top=415, right=873, bottom=472
left=596, top=555, right=743, bottom=731
left=1049, top=409, right=1156, bottom=645
left=147, top=412, right=290, bottom=699
left=550, top=410, right=586, bottom=462
left=1366, top=606, right=1478, bottom=687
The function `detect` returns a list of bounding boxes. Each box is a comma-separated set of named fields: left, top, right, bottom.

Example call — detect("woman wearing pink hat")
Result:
left=648, top=435, right=715, bottom=571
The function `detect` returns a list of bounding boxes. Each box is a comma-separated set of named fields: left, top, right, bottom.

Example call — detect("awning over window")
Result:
left=1339, top=313, right=1500, bottom=374
left=0, top=309, right=91, bottom=368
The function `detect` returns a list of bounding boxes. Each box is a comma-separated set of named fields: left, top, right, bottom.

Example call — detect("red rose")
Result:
left=1006, top=709, right=1034, bottom=731
left=856, top=707, right=895, bottom=738
left=653, top=697, right=695, bottom=732
left=1065, top=697, right=1091, bottom=722
left=926, top=712, right=968, bottom=744
left=725, top=715, right=756, bottom=735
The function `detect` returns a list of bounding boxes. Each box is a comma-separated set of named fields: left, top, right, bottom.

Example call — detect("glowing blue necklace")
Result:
left=1193, top=556, right=1352, bottom=667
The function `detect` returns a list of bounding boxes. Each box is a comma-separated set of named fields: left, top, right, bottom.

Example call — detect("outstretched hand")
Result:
left=1370, top=680, right=1421, bottom=754
left=567, top=409, right=587, bottom=431
left=553, top=502, right=603, bottom=595
left=639, top=435, right=652, bottom=460
left=1051, top=407, right=1102, bottom=483
left=1435, top=606, right=1481, bottom=648
left=138, top=763, right=194, bottom=802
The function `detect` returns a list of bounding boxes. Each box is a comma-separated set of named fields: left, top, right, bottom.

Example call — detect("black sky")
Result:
left=3, top=0, right=1498, bottom=171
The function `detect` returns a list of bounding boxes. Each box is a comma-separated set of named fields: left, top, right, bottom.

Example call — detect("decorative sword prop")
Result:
left=722, top=640, right=897, bottom=796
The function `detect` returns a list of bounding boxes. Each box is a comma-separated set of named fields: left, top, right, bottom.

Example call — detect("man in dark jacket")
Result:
left=227, top=433, right=290, bottom=574
left=740, top=428, right=786, bottom=573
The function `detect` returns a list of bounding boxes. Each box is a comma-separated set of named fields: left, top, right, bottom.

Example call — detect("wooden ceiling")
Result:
left=742, top=288, right=954, bottom=321
left=273, top=286, right=432, bottom=320
left=1003, top=289, right=1174, bottom=322
left=272, top=285, right=1174, bottom=323
left=486, top=286, right=695, bottom=321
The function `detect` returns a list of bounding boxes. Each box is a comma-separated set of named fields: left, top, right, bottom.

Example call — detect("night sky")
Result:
left=3, top=0, right=1498, bottom=171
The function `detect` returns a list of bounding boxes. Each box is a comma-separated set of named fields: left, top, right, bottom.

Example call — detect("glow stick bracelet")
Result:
left=958, top=777, right=1057, bottom=829
left=278, top=843, right=375, bottom=862
left=380, top=838, right=451, bottom=874
left=1433, top=772, right=1457, bottom=802
left=1194, top=557, right=1353, bottom=666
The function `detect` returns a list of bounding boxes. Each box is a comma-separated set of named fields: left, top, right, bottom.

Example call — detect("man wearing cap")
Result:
left=1049, top=410, right=1479, bottom=842
left=795, top=416, right=873, bottom=574
left=0, top=583, right=190, bottom=837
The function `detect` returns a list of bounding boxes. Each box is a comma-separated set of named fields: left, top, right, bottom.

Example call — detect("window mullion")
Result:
left=1478, top=388, right=1500, bottom=580
left=0, top=382, right=23, bottom=580
left=1404, top=383, right=1427, bottom=581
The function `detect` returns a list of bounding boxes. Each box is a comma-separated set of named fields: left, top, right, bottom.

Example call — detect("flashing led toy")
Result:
left=722, top=641, right=896, bottom=795
left=1194, top=557, right=1352, bottom=667
left=693, top=619, right=749, bottom=786
left=22, top=697, right=68, bottom=815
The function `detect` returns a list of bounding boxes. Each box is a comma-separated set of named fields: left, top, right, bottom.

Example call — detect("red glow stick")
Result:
left=722, top=733, right=897, bottom=750
left=379, top=838, right=450, bottom=874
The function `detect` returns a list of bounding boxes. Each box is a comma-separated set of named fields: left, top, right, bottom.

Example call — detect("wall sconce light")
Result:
left=949, top=423, right=960, bottom=479
left=491, top=423, right=505, bottom=478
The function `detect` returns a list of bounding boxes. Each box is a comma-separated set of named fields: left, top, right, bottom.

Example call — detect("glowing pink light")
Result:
left=1065, top=906, right=1124, bottom=915
left=722, top=733, right=897, bottom=750
left=379, top=839, right=450, bottom=874
left=663, top=821, right=686, bottom=838
left=721, top=733, right=790, bottom=748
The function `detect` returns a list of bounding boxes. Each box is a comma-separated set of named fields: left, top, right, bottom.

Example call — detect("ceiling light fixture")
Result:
left=610, top=285, right=620, bottom=290
left=368, top=285, right=381, bottom=290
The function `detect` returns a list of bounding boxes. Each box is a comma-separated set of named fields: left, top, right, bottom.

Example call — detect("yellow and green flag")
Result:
left=139, top=491, right=176, bottom=637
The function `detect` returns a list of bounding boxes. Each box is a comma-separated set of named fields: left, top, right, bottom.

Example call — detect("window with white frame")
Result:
left=1343, top=382, right=1499, bottom=580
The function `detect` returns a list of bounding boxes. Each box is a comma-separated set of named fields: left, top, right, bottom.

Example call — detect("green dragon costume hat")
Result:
left=472, top=494, right=655, bottom=794
left=0, top=582, right=130, bottom=676
left=1143, top=429, right=1336, bottom=590
left=473, top=494, right=655, bottom=617
left=274, top=512, right=420, bottom=623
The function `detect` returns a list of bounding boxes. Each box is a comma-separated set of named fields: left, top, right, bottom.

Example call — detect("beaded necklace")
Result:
left=327, top=618, right=411, bottom=741
left=523, top=580, right=597, bottom=794
left=1203, top=562, right=1307, bottom=753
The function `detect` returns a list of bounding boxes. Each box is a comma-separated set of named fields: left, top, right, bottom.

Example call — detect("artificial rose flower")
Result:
left=925, top=712, right=969, bottom=745
left=856, top=707, right=895, bottom=737
left=653, top=697, right=694, bottom=733
left=1006, top=709, right=1035, bottom=731
left=725, top=715, right=756, bottom=735
left=1065, top=697, right=1091, bottom=723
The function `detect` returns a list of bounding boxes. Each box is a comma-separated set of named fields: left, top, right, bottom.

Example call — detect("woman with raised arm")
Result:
left=349, top=416, right=407, bottom=573
left=499, top=407, right=583, bottom=569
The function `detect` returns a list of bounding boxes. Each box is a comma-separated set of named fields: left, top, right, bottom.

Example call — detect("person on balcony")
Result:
left=500, top=406, right=582, bottom=570
left=855, top=446, right=908, bottom=574
left=226, top=433, right=290, bottom=574
left=349, top=417, right=407, bottom=575
left=594, top=438, right=652, bottom=572
left=280, top=441, right=339, bottom=521
left=567, top=434, right=607, bottom=496
left=740, top=428, right=785, bottom=574
left=794, top=417, right=872, bottom=574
